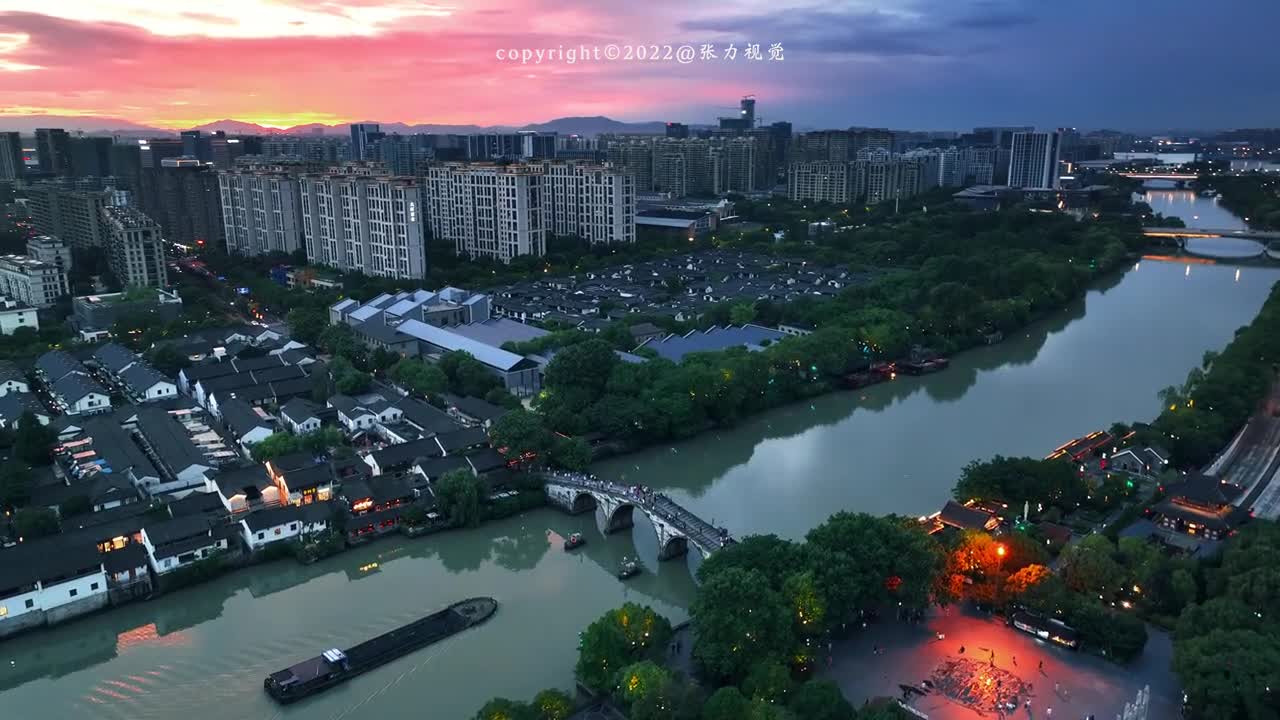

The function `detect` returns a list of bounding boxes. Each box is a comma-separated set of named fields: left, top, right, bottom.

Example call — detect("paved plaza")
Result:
left=822, top=607, right=1183, bottom=720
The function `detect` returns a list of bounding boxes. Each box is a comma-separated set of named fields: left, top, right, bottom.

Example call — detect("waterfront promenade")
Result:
left=824, top=607, right=1182, bottom=720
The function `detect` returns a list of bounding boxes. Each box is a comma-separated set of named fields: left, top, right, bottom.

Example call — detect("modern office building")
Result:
left=218, top=166, right=305, bottom=256
left=0, top=255, right=68, bottom=307
left=26, top=235, right=72, bottom=276
left=0, top=132, right=23, bottom=180
left=138, top=138, right=185, bottom=169
left=68, top=137, right=113, bottom=177
left=27, top=182, right=110, bottom=248
left=350, top=123, right=383, bottom=161
left=102, top=206, right=168, bottom=288
left=108, top=142, right=143, bottom=189
left=538, top=162, right=635, bottom=245
left=1008, top=131, right=1062, bottom=189
left=138, top=159, right=224, bottom=249
left=35, top=128, right=72, bottom=176
left=788, top=161, right=851, bottom=203
left=299, top=170, right=428, bottom=278
left=426, top=163, right=545, bottom=263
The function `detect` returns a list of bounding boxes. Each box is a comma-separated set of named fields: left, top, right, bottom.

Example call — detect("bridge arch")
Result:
left=569, top=492, right=598, bottom=514
left=604, top=502, right=636, bottom=533
left=658, top=535, right=689, bottom=561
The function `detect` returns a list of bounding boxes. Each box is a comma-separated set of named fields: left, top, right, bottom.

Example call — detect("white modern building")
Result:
left=102, top=206, right=168, bottom=288
left=25, top=235, right=72, bottom=276
left=1008, top=131, right=1062, bottom=189
left=0, top=296, right=38, bottom=335
left=427, top=163, right=546, bottom=263
left=218, top=167, right=305, bottom=256
left=0, top=254, right=68, bottom=307
left=299, top=171, right=428, bottom=279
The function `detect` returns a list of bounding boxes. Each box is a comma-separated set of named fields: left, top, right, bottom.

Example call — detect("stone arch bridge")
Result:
left=542, top=473, right=734, bottom=560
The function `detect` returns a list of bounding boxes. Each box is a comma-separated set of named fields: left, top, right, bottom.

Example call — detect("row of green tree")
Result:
left=1151, top=281, right=1280, bottom=466
left=1202, top=174, right=1280, bottom=230
left=1172, top=521, right=1280, bottom=719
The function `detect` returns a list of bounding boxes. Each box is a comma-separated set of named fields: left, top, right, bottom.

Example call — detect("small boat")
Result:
left=564, top=532, right=586, bottom=551
left=617, top=557, right=642, bottom=579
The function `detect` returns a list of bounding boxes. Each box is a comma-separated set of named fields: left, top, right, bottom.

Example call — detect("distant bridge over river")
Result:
left=541, top=472, right=734, bottom=560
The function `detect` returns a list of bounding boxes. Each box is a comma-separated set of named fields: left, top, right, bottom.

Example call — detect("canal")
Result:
left=3, top=191, right=1277, bottom=719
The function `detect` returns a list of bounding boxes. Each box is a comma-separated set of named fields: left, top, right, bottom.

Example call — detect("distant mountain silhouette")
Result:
left=0, top=114, right=167, bottom=134
left=0, top=114, right=670, bottom=137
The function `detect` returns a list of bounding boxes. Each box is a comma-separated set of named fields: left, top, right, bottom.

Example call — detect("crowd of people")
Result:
left=544, top=471, right=734, bottom=548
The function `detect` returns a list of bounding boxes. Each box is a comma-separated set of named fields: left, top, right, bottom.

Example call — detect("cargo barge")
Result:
left=264, top=597, right=498, bottom=704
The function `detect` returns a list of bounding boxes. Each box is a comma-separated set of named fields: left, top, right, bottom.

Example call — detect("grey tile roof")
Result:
left=37, top=350, right=87, bottom=382
left=93, top=343, right=140, bottom=374
left=280, top=397, right=322, bottom=425
left=0, top=535, right=102, bottom=589
left=434, top=426, right=489, bottom=454
left=640, top=324, right=786, bottom=363
left=135, top=407, right=207, bottom=474
left=77, top=416, right=160, bottom=482
left=214, top=464, right=275, bottom=496
left=0, top=392, right=48, bottom=425
left=0, top=359, right=26, bottom=385
left=220, top=397, right=274, bottom=438
left=394, top=397, right=461, bottom=436
left=450, top=318, right=549, bottom=347
left=370, top=437, right=444, bottom=470
left=442, top=394, right=508, bottom=422
left=120, top=363, right=174, bottom=396
left=53, top=372, right=108, bottom=404
left=144, top=514, right=213, bottom=546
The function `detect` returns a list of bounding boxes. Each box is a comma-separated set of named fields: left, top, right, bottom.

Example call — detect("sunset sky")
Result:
left=0, top=0, right=1276, bottom=131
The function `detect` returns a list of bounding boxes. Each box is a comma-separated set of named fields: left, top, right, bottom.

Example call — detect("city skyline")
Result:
left=1, top=0, right=1277, bottom=133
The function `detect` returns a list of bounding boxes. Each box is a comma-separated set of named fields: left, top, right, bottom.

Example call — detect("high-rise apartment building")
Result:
left=218, top=166, right=306, bottom=256
left=653, top=139, right=715, bottom=196
left=27, top=181, right=110, bottom=248
left=1008, top=131, right=1061, bottom=189
left=854, top=149, right=899, bottom=204
left=665, top=123, right=690, bottom=139
left=788, top=162, right=851, bottom=204
left=0, top=255, right=68, bottom=307
left=713, top=137, right=756, bottom=194
left=794, top=131, right=851, bottom=163
left=851, top=129, right=895, bottom=154
left=260, top=135, right=351, bottom=164
left=35, top=128, right=72, bottom=176
left=350, top=123, right=383, bottom=161
left=426, top=163, right=544, bottom=263
left=538, top=162, right=635, bottom=245
left=0, top=132, right=23, bottom=180
left=300, top=171, right=428, bottom=278
left=604, top=140, right=653, bottom=191
left=102, top=206, right=168, bottom=288
left=138, top=159, right=224, bottom=249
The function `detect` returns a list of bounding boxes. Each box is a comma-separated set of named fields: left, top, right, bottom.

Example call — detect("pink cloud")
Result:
left=0, top=4, right=794, bottom=128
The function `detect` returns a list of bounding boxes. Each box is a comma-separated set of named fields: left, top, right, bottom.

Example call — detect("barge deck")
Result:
left=264, top=596, right=498, bottom=704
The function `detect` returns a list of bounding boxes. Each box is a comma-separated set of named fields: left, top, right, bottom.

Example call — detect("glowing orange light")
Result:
left=996, top=545, right=1006, bottom=557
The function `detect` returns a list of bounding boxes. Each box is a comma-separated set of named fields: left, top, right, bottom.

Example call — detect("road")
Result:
left=1220, top=377, right=1280, bottom=519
